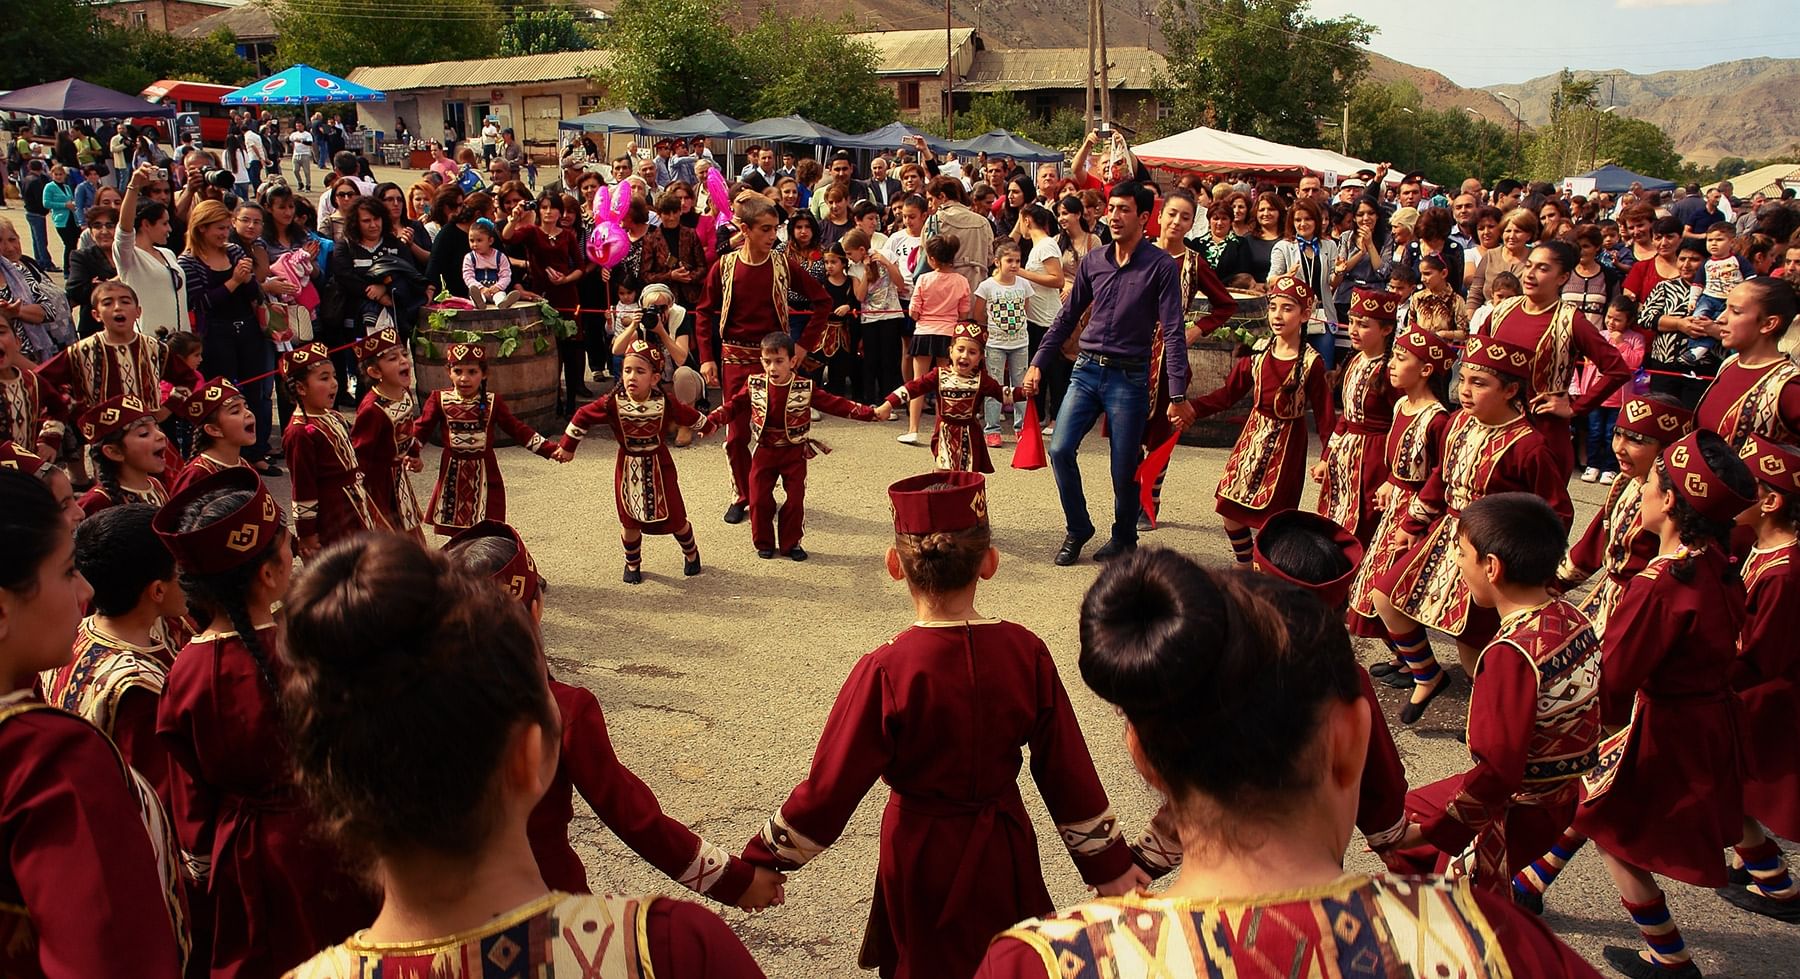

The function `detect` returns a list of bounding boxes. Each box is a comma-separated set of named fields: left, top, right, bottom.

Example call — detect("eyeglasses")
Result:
left=90, top=222, right=117, bottom=229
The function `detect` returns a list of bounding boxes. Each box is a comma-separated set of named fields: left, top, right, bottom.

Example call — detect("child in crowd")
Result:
left=0, top=471, right=187, bottom=979
left=167, top=378, right=258, bottom=495
left=1313, top=287, right=1399, bottom=545
left=446, top=520, right=784, bottom=908
left=741, top=472, right=1141, bottom=979
left=1370, top=336, right=1569, bottom=724
left=0, top=313, right=67, bottom=460
left=282, top=341, right=389, bottom=559
left=1386, top=263, right=1420, bottom=334
left=1696, top=279, right=1799, bottom=447
left=461, top=217, right=517, bottom=309
left=1725, top=435, right=1800, bottom=923
left=1410, top=254, right=1470, bottom=347
left=154, top=466, right=378, bottom=978
left=77, top=394, right=169, bottom=515
left=608, top=275, right=643, bottom=375
left=844, top=228, right=906, bottom=405
left=1389, top=493, right=1602, bottom=896
left=1558, top=394, right=1689, bottom=640
left=0, top=439, right=83, bottom=529
left=877, top=322, right=1019, bottom=472
left=1188, top=273, right=1334, bottom=565
left=1575, top=296, right=1646, bottom=484
left=705, top=332, right=875, bottom=561
left=413, top=342, right=554, bottom=536
left=898, top=235, right=969, bottom=445
left=1693, top=224, right=1752, bottom=324
left=814, top=243, right=864, bottom=400
left=1469, top=271, right=1522, bottom=338
left=157, top=332, right=205, bottom=460
left=349, top=329, right=425, bottom=540
left=972, top=240, right=1033, bottom=447
left=555, top=339, right=710, bottom=582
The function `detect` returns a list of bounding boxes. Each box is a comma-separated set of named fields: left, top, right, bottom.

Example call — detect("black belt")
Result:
left=1087, top=352, right=1146, bottom=369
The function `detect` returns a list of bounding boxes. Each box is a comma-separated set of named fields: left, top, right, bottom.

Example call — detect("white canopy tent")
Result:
left=1133, top=126, right=1402, bottom=188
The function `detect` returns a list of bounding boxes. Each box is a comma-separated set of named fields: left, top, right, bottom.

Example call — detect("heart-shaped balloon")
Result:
left=586, top=181, right=633, bottom=268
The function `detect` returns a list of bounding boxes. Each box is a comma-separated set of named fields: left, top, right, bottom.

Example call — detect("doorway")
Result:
left=442, top=101, right=468, bottom=145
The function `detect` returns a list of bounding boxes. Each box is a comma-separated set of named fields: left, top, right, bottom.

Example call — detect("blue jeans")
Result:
left=1586, top=407, right=1619, bottom=472
left=25, top=212, right=51, bottom=267
left=1048, top=354, right=1149, bottom=544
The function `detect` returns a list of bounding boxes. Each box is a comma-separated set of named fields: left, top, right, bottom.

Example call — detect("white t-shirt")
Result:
left=974, top=276, right=1033, bottom=350
left=244, top=129, right=268, bottom=164
left=1023, top=236, right=1062, bottom=325
left=288, top=130, right=313, bottom=155
left=481, top=123, right=499, bottom=147
left=885, top=229, right=924, bottom=297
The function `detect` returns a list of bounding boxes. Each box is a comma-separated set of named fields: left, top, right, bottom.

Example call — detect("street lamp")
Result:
left=1493, top=92, right=1523, bottom=170
left=1400, top=107, right=1416, bottom=170
left=1465, top=107, right=1486, bottom=180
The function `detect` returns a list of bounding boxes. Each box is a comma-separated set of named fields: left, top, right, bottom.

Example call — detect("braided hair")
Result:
left=88, top=431, right=129, bottom=504
left=177, top=487, right=287, bottom=694
left=1654, top=430, right=1755, bottom=584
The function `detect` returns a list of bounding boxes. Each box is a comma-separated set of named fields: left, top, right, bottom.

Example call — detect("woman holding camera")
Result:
left=114, top=165, right=190, bottom=339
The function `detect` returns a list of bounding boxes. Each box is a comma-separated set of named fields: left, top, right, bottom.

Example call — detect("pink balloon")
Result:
left=586, top=182, right=633, bottom=269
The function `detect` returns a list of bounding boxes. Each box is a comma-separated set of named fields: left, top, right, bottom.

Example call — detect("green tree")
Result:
left=500, top=9, right=596, bottom=57
left=1598, top=115, right=1681, bottom=180
left=0, top=0, right=254, bottom=93
left=274, top=0, right=499, bottom=75
left=91, top=26, right=258, bottom=96
left=0, top=0, right=103, bottom=89
left=1344, top=82, right=1516, bottom=187
left=1154, top=0, right=1373, bottom=145
left=738, top=12, right=897, bottom=133
left=598, top=0, right=747, bottom=118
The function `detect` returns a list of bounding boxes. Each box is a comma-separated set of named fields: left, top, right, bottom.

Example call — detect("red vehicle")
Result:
left=137, top=80, right=238, bottom=146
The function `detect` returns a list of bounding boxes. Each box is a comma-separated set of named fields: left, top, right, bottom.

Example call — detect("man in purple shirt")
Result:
left=1023, top=182, right=1195, bottom=565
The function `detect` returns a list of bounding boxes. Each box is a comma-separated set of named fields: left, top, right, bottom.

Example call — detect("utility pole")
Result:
left=1096, top=0, right=1112, bottom=129
left=945, top=0, right=955, bottom=138
left=1494, top=91, right=1522, bottom=173
left=1085, top=0, right=1096, bottom=133
left=1342, top=100, right=1349, bottom=155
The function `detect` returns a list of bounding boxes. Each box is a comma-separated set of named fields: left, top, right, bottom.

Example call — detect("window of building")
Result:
left=1156, top=101, right=1174, bottom=121
left=578, top=95, right=603, bottom=114
left=900, top=81, right=920, bottom=111
left=129, top=10, right=149, bottom=26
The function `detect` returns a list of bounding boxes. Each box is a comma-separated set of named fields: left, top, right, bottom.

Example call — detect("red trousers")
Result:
left=722, top=362, right=756, bottom=504
left=749, top=444, right=807, bottom=552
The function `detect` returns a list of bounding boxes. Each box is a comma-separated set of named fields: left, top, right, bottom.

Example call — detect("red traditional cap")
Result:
left=1396, top=327, right=1455, bottom=373
left=1663, top=431, right=1756, bottom=524
left=1738, top=433, right=1800, bottom=496
left=79, top=394, right=154, bottom=443
left=354, top=328, right=404, bottom=363
left=888, top=471, right=988, bottom=534
left=445, top=520, right=542, bottom=608
left=152, top=466, right=284, bottom=575
left=622, top=337, right=663, bottom=373
left=1615, top=395, right=1692, bottom=443
left=1462, top=336, right=1533, bottom=378
left=0, top=440, right=51, bottom=477
left=1250, top=510, right=1364, bottom=609
left=180, top=378, right=243, bottom=425
left=1268, top=272, right=1314, bottom=308
left=953, top=321, right=987, bottom=348
left=1349, top=287, right=1402, bottom=324
left=283, top=341, right=332, bottom=378
left=446, top=342, right=487, bottom=366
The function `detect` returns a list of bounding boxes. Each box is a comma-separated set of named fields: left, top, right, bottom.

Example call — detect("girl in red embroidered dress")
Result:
left=413, top=342, right=554, bottom=535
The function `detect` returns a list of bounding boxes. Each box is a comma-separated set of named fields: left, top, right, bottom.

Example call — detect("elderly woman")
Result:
left=0, top=217, right=60, bottom=360
left=979, top=549, right=1601, bottom=978
left=1465, top=208, right=1538, bottom=316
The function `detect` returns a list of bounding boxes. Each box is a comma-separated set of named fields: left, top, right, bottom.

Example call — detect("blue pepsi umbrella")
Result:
left=219, top=65, right=386, bottom=105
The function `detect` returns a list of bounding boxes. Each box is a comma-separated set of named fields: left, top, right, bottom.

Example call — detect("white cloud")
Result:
left=1614, top=0, right=1727, bottom=8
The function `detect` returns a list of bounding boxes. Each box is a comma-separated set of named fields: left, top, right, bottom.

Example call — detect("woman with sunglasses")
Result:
left=374, top=181, right=432, bottom=268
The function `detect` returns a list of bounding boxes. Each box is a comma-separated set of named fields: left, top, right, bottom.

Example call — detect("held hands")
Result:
left=1374, top=482, right=1392, bottom=512
left=1093, top=864, right=1152, bottom=898
left=405, top=455, right=423, bottom=473
left=1167, top=400, right=1195, bottom=430
left=1020, top=365, right=1042, bottom=397
left=736, top=867, right=788, bottom=911
left=551, top=446, right=574, bottom=463
left=1310, top=460, right=1327, bottom=483
left=701, top=362, right=719, bottom=387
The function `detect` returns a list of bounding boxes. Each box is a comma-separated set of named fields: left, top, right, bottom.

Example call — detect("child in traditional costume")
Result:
left=1313, top=287, right=1400, bottom=545
left=706, top=332, right=875, bottom=560
left=167, top=378, right=258, bottom=495
left=413, top=341, right=554, bottom=535
left=0, top=471, right=187, bottom=979
left=0, top=314, right=67, bottom=460
left=348, top=328, right=425, bottom=540
left=742, top=472, right=1140, bottom=978
left=875, top=321, right=1021, bottom=472
left=77, top=393, right=170, bottom=515
left=282, top=342, right=388, bottom=559
left=155, top=466, right=377, bottom=978
left=1189, top=271, right=1334, bottom=564
left=1697, top=278, right=1799, bottom=447
left=0, top=439, right=83, bottom=529
left=1556, top=394, right=1691, bottom=640
left=1371, top=335, right=1571, bottom=724
left=446, top=520, right=785, bottom=908
left=555, top=339, right=709, bottom=583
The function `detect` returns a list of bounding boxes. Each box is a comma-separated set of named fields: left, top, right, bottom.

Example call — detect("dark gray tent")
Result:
left=1577, top=164, right=1675, bottom=194
left=733, top=115, right=853, bottom=147
left=0, top=78, right=173, bottom=120
left=559, top=108, right=669, bottom=134
left=654, top=110, right=748, bottom=139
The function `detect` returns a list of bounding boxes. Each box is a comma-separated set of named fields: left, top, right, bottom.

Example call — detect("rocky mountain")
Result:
left=1484, top=59, right=1800, bottom=165
left=1364, top=52, right=1519, bottom=124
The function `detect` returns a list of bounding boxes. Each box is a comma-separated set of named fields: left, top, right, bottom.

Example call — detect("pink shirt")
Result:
left=909, top=269, right=971, bottom=336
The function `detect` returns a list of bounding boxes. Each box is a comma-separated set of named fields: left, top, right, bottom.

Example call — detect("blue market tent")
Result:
left=0, top=78, right=173, bottom=120
left=559, top=108, right=669, bottom=134
left=654, top=110, right=748, bottom=140
left=836, top=122, right=952, bottom=154
left=1577, top=164, right=1675, bottom=194
left=220, top=65, right=385, bottom=105
left=734, top=115, right=854, bottom=147
left=950, top=129, right=1062, bottom=163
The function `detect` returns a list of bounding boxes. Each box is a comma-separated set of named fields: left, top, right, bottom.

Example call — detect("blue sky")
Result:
left=1304, top=0, right=1800, bottom=87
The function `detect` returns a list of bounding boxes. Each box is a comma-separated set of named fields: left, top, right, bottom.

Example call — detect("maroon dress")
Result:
left=349, top=387, right=424, bottom=540
left=559, top=391, right=703, bottom=534
left=741, top=620, right=1132, bottom=979
left=284, top=408, right=388, bottom=548
left=413, top=389, right=552, bottom=534
left=885, top=367, right=1017, bottom=473
left=1317, top=350, right=1399, bottom=543
left=1735, top=541, right=1800, bottom=840
left=1486, top=297, right=1630, bottom=479
left=1190, top=346, right=1334, bottom=529
left=1346, top=400, right=1449, bottom=638
left=1557, top=474, right=1658, bottom=640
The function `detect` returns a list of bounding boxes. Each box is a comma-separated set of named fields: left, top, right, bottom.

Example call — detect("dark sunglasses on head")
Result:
left=90, top=222, right=117, bottom=229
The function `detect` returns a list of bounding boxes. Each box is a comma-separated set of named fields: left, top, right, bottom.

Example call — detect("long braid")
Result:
left=90, top=436, right=125, bottom=503
left=176, top=487, right=285, bottom=695
left=476, top=373, right=490, bottom=429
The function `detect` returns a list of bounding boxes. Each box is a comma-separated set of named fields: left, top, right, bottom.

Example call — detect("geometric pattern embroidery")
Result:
left=1057, top=809, right=1122, bottom=857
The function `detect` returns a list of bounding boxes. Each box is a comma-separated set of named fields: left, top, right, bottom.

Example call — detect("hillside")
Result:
left=1484, top=58, right=1800, bottom=165
left=1364, top=52, right=1518, bottom=123
left=728, top=0, right=1158, bottom=49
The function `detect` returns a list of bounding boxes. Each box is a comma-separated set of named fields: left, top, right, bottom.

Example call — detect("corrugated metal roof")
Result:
left=347, top=50, right=614, bottom=93
left=959, top=46, right=1165, bottom=92
left=848, top=28, right=975, bottom=75
left=176, top=2, right=274, bottom=40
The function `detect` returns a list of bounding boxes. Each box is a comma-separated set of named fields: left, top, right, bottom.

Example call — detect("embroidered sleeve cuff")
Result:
left=1363, top=815, right=1409, bottom=852
left=886, top=387, right=910, bottom=407
left=524, top=433, right=550, bottom=457
left=752, top=811, right=827, bottom=871
left=1059, top=809, right=1134, bottom=885
left=1130, top=806, right=1183, bottom=879
left=1555, top=557, right=1590, bottom=589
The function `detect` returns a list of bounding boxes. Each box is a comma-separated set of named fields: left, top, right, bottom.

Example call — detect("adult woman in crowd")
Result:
left=1468, top=204, right=1503, bottom=283
left=1407, top=207, right=1466, bottom=296
left=182, top=199, right=277, bottom=473
left=642, top=191, right=706, bottom=310
left=997, top=174, right=1037, bottom=242
left=324, top=197, right=410, bottom=402
left=1246, top=191, right=1286, bottom=283
left=374, top=181, right=432, bottom=268
left=407, top=180, right=436, bottom=228
left=1193, top=198, right=1251, bottom=283
left=320, top=177, right=363, bottom=242
left=65, top=204, right=119, bottom=336
left=113, top=164, right=189, bottom=339
left=773, top=176, right=801, bottom=227
left=1332, top=197, right=1391, bottom=321
left=977, top=549, right=1601, bottom=977
left=422, top=184, right=463, bottom=248
left=425, top=190, right=491, bottom=299
left=1616, top=202, right=1659, bottom=272
left=1622, top=215, right=1685, bottom=302
left=504, top=191, right=595, bottom=400
left=223, top=132, right=253, bottom=201
left=1020, top=202, right=1064, bottom=407
left=1465, top=208, right=1537, bottom=314
left=1228, top=190, right=1255, bottom=238
left=1563, top=223, right=1616, bottom=318
left=1539, top=197, right=1573, bottom=243
left=0, top=218, right=58, bottom=361
left=1268, top=197, right=1343, bottom=365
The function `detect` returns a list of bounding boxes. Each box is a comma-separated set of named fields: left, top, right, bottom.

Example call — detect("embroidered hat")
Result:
left=446, top=342, right=487, bottom=366
left=1738, top=433, right=1800, bottom=496
left=1268, top=272, right=1314, bottom=308
left=622, top=337, right=664, bottom=373
left=1662, top=431, right=1756, bottom=524
left=353, top=328, right=404, bottom=364
left=888, top=471, right=988, bottom=535
left=446, top=520, right=543, bottom=608
left=1396, top=327, right=1455, bottom=373
left=1615, top=395, right=1693, bottom=443
left=1251, top=510, right=1364, bottom=609
left=952, top=321, right=987, bottom=348
left=79, top=394, right=154, bottom=443
left=282, top=341, right=332, bottom=379
left=0, top=440, right=52, bottom=477
left=180, top=378, right=244, bottom=426
left=1462, top=336, right=1533, bottom=379
left=153, top=466, right=284, bottom=575
left=1350, top=287, right=1403, bottom=324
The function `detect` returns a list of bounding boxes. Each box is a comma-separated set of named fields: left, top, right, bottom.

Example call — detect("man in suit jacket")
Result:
left=866, top=155, right=902, bottom=209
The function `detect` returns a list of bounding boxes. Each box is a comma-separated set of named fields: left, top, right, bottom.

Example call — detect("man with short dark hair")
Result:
left=1022, top=182, right=1193, bottom=565
left=1451, top=193, right=1480, bottom=250
left=1397, top=173, right=1424, bottom=210
left=1494, top=178, right=1524, bottom=211
left=1296, top=174, right=1326, bottom=205
left=811, top=151, right=869, bottom=219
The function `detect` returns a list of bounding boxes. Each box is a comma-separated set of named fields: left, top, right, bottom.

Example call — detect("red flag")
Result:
left=1135, top=434, right=1180, bottom=528
left=1012, top=400, right=1047, bottom=471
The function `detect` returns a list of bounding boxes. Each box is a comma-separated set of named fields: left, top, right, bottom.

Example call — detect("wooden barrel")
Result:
left=1180, top=292, right=1266, bottom=448
left=414, top=305, right=561, bottom=447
